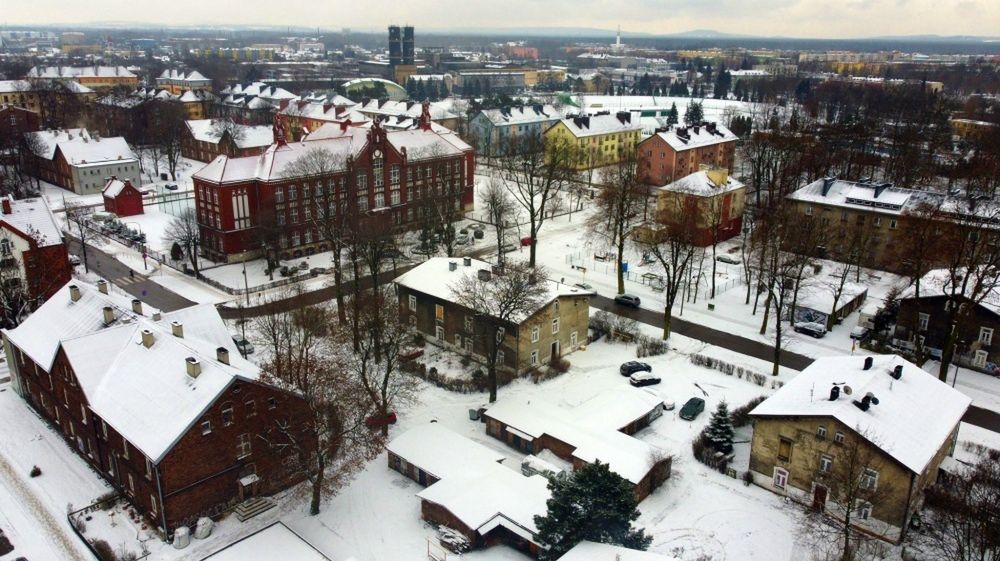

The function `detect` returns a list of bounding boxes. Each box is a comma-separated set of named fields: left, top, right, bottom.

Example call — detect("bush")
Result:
left=730, top=396, right=767, bottom=428
left=412, top=332, right=426, bottom=346
left=636, top=335, right=668, bottom=358
left=459, top=355, right=471, bottom=367
left=95, top=490, right=118, bottom=510
left=549, top=357, right=571, bottom=374
left=742, top=470, right=754, bottom=486
left=29, top=465, right=41, bottom=477
left=91, top=540, right=116, bottom=561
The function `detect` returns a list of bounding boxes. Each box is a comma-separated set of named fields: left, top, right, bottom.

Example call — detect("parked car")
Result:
left=501, top=243, right=518, bottom=253
left=164, top=183, right=179, bottom=191
left=573, top=282, right=593, bottom=291
left=68, top=254, right=81, bottom=266
left=679, top=397, right=706, bottom=420
left=365, top=411, right=397, bottom=428
left=794, top=322, right=828, bottom=339
left=231, top=334, right=254, bottom=355
left=310, top=267, right=327, bottom=276
left=619, top=361, right=652, bottom=376
left=520, top=236, right=534, bottom=247
left=614, top=294, right=641, bottom=308
left=716, top=254, right=741, bottom=265
left=629, top=372, right=661, bottom=387
left=473, top=230, right=485, bottom=239
left=850, top=326, right=870, bottom=341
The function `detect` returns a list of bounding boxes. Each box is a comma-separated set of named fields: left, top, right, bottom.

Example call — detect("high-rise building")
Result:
left=388, top=25, right=402, bottom=65
left=402, top=26, right=415, bottom=65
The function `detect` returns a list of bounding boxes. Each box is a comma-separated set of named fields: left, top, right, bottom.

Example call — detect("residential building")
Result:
left=182, top=119, right=274, bottom=163
left=388, top=424, right=550, bottom=556
left=544, top=112, right=643, bottom=170
left=191, top=107, right=474, bottom=263
left=949, top=118, right=997, bottom=141
left=0, top=196, right=72, bottom=306
left=453, top=70, right=527, bottom=94
left=155, top=70, right=213, bottom=95
left=27, top=66, right=139, bottom=91
left=216, top=82, right=298, bottom=121
left=483, top=389, right=671, bottom=502
left=654, top=166, right=745, bottom=247
left=354, top=99, right=459, bottom=131
left=893, top=270, right=1000, bottom=374
left=469, top=105, right=560, bottom=157
left=394, top=257, right=590, bottom=374
left=0, top=80, right=42, bottom=114
left=749, top=355, right=970, bottom=543
left=0, top=105, right=40, bottom=164
left=279, top=97, right=357, bottom=139
left=25, top=128, right=140, bottom=195
left=102, top=177, right=144, bottom=217
left=1, top=281, right=313, bottom=535
left=124, top=87, right=216, bottom=120
left=638, top=122, right=737, bottom=185
left=785, top=177, right=1000, bottom=273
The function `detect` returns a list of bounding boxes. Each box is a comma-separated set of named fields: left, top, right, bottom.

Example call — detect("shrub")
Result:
left=730, top=396, right=767, bottom=428
left=742, top=470, right=754, bottom=486
left=95, top=490, right=118, bottom=510
left=29, top=465, right=41, bottom=477
left=549, top=357, right=571, bottom=374
left=90, top=540, right=116, bottom=561
left=636, top=335, right=668, bottom=358
left=412, top=332, right=426, bottom=346
left=459, top=355, right=471, bottom=367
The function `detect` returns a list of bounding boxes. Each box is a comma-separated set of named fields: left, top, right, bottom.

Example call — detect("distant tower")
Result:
left=402, top=25, right=415, bottom=65
left=388, top=25, right=402, bottom=66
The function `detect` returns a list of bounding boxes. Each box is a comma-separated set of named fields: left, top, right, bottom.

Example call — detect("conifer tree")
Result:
left=534, top=461, right=652, bottom=560
left=666, top=102, right=679, bottom=126
left=705, top=401, right=734, bottom=454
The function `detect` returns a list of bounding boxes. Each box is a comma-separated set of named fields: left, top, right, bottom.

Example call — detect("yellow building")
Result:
left=544, top=112, right=643, bottom=170
left=0, top=81, right=42, bottom=113
left=950, top=118, right=998, bottom=140
left=749, top=355, right=969, bottom=544
left=655, top=166, right=745, bottom=247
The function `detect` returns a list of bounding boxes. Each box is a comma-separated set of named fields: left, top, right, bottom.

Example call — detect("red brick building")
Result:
left=638, top=122, right=738, bottom=186
left=2, top=282, right=313, bottom=536
left=192, top=106, right=475, bottom=263
left=0, top=196, right=72, bottom=306
left=0, top=105, right=41, bottom=164
left=102, top=177, right=145, bottom=217
left=182, top=119, right=274, bottom=163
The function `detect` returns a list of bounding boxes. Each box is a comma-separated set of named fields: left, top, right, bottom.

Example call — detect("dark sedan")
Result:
left=619, top=361, right=652, bottom=376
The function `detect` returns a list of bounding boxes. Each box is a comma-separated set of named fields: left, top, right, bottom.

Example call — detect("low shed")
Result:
left=102, top=177, right=144, bottom=217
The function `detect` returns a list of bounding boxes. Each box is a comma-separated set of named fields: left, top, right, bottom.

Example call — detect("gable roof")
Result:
left=899, top=269, right=1000, bottom=316
left=185, top=119, right=275, bottom=149
left=750, top=354, right=971, bottom=473
left=200, top=522, right=333, bottom=561
left=102, top=178, right=139, bottom=198
left=558, top=542, right=679, bottom=561
left=478, top=105, right=560, bottom=127
left=28, top=66, right=136, bottom=79
left=386, top=424, right=505, bottom=481
left=658, top=169, right=745, bottom=195
left=650, top=122, right=737, bottom=151
left=554, top=113, right=642, bottom=138
left=0, top=196, right=63, bottom=248
left=27, top=128, right=136, bottom=165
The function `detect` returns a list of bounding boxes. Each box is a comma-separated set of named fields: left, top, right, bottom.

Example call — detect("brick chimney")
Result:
left=69, top=284, right=81, bottom=302
left=171, top=321, right=184, bottom=338
left=185, top=357, right=201, bottom=378
left=131, top=299, right=143, bottom=314
left=216, top=347, right=230, bottom=365
left=102, top=306, right=114, bottom=324
left=141, top=329, right=154, bottom=348
left=1, top=198, right=10, bottom=215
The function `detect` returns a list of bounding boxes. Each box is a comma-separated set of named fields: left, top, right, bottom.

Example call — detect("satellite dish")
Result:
left=843, top=385, right=853, bottom=396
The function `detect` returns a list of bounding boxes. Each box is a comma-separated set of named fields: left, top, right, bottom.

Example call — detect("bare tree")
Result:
left=149, top=100, right=187, bottom=181
left=254, top=293, right=382, bottom=516
left=63, top=200, right=96, bottom=274
left=163, top=207, right=201, bottom=276
left=920, top=448, right=1000, bottom=561
left=208, top=118, right=248, bottom=145
left=753, top=205, right=807, bottom=375
left=588, top=147, right=646, bottom=295
left=496, top=134, right=573, bottom=267
left=639, top=212, right=699, bottom=339
left=482, top=178, right=517, bottom=267
left=450, top=262, right=551, bottom=402
left=896, top=199, right=946, bottom=299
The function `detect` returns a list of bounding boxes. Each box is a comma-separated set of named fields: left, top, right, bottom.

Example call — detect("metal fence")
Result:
left=565, top=251, right=746, bottom=299
left=67, top=493, right=152, bottom=561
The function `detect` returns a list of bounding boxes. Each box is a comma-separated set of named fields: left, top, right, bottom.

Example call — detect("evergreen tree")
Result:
left=705, top=401, right=734, bottom=454
left=534, top=461, right=652, bottom=561
left=666, top=102, right=679, bottom=126
left=415, top=79, right=426, bottom=101
left=406, top=77, right=418, bottom=98
left=438, top=80, right=450, bottom=100
left=683, top=100, right=704, bottom=126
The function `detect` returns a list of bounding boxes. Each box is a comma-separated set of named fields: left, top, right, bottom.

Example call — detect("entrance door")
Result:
left=551, top=340, right=560, bottom=359
left=238, top=464, right=259, bottom=501
left=812, top=485, right=828, bottom=511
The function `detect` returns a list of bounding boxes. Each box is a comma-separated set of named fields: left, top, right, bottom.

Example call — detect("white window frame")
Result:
left=918, top=313, right=929, bottom=331
left=819, top=454, right=833, bottom=473
left=974, top=349, right=988, bottom=368
left=980, top=327, right=993, bottom=346
left=860, top=468, right=879, bottom=491
left=237, top=433, right=252, bottom=459
left=150, top=494, right=158, bottom=515
left=201, top=420, right=212, bottom=435
left=570, top=331, right=578, bottom=346
left=530, top=350, right=538, bottom=366
left=408, top=295, right=416, bottom=311
left=773, top=467, right=788, bottom=489
left=834, top=431, right=845, bottom=444
left=551, top=318, right=560, bottom=334
left=817, top=425, right=827, bottom=439
left=531, top=326, right=539, bottom=343
left=497, top=350, right=505, bottom=365
left=454, top=334, right=462, bottom=347
left=435, top=325, right=445, bottom=340
left=855, top=500, right=872, bottom=520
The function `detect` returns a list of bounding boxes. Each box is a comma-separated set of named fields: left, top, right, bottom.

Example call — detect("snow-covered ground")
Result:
left=924, top=361, right=1000, bottom=414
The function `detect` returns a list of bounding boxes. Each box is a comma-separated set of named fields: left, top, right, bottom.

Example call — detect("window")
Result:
left=435, top=304, right=444, bottom=321
left=435, top=326, right=445, bottom=340
left=773, top=467, right=788, bottom=489
left=980, top=327, right=994, bottom=346
left=201, top=420, right=212, bottom=435
left=855, top=500, right=872, bottom=521
left=531, top=326, right=540, bottom=342
left=268, top=397, right=277, bottom=410
left=497, top=350, right=505, bottom=365
left=101, top=420, right=108, bottom=440
left=127, top=473, right=135, bottom=494
left=245, top=400, right=256, bottom=417
left=497, top=327, right=505, bottom=341
left=860, top=468, right=879, bottom=490
left=777, top=438, right=793, bottom=462
left=464, top=337, right=473, bottom=353
left=889, top=219, right=898, bottom=229
left=551, top=318, right=560, bottom=334
left=408, top=295, right=417, bottom=311
left=465, top=315, right=473, bottom=331
left=454, top=334, right=462, bottom=347
left=834, top=431, right=845, bottom=444
left=819, top=454, right=833, bottom=473
left=918, top=313, right=929, bottom=331
left=804, top=206, right=813, bottom=216
left=817, top=425, right=827, bottom=439
left=288, top=185, right=297, bottom=200
left=145, top=458, right=153, bottom=480
left=530, top=350, right=538, bottom=366
left=122, top=439, right=129, bottom=460
left=974, top=350, right=988, bottom=368
left=150, top=494, right=158, bottom=515
left=570, top=331, right=578, bottom=346
left=222, top=403, right=234, bottom=426
left=237, top=433, right=252, bottom=459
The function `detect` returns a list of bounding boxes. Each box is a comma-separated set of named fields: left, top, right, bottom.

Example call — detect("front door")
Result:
left=812, top=485, right=828, bottom=511
left=551, top=340, right=560, bottom=359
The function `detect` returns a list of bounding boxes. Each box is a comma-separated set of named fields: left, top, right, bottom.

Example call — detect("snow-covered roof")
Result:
left=478, top=105, right=560, bottom=127
left=4, top=281, right=259, bottom=463
left=102, top=177, right=139, bottom=198
left=484, top=389, right=665, bottom=484
left=356, top=99, right=458, bottom=122
left=200, top=522, right=332, bottom=561
left=572, top=389, right=664, bottom=433
left=557, top=541, right=679, bottom=561
left=658, top=169, right=745, bottom=196
left=900, top=269, right=1000, bottom=316
left=28, top=66, right=136, bottom=79
left=394, top=257, right=590, bottom=324
left=795, top=282, right=868, bottom=314
left=280, top=100, right=351, bottom=123
left=416, top=465, right=550, bottom=542
left=387, top=424, right=505, bottom=481
left=185, top=119, right=274, bottom=149
left=63, top=81, right=94, bottom=94
left=788, top=178, right=913, bottom=215
left=0, top=80, right=32, bottom=93
left=651, top=122, right=737, bottom=152
left=750, top=355, right=971, bottom=473
left=554, top=113, right=642, bottom=138
left=0, top=196, right=63, bottom=248
left=219, top=82, right=297, bottom=101
left=26, top=128, right=136, bottom=165
left=157, top=69, right=209, bottom=82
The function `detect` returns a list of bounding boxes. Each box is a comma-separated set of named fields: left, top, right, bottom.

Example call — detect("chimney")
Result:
left=463, top=257, right=472, bottom=267
left=890, top=364, right=903, bottom=380
left=97, top=279, right=109, bottom=294
left=821, top=177, right=836, bottom=197
left=705, top=167, right=729, bottom=188
left=131, top=299, right=143, bottom=314
left=69, top=284, right=81, bottom=302
left=1, top=198, right=10, bottom=215
left=477, top=269, right=492, bottom=281
left=863, top=356, right=873, bottom=370
left=448, top=261, right=457, bottom=272
left=171, top=321, right=184, bottom=338
left=829, top=385, right=840, bottom=401
left=152, top=311, right=162, bottom=321
left=216, top=347, right=230, bottom=365
left=141, top=329, right=154, bottom=348
left=102, top=306, right=114, bottom=324
left=185, top=356, right=201, bottom=378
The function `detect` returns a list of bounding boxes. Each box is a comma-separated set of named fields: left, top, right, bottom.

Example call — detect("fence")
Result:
left=565, top=251, right=746, bottom=300
left=67, top=493, right=152, bottom=561
left=689, top=353, right=784, bottom=390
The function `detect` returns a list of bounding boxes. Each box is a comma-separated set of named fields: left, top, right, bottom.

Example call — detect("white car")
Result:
left=716, top=254, right=741, bottom=265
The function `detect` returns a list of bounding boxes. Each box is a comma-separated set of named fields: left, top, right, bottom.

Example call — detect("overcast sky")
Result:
left=4, top=0, right=999, bottom=39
